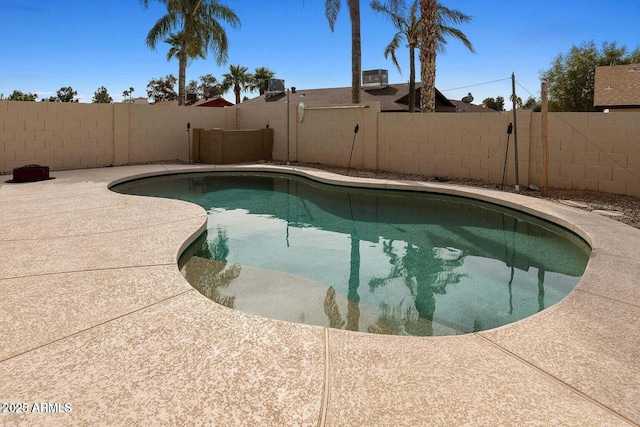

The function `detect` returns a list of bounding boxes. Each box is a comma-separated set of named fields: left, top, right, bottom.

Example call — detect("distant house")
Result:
left=238, top=83, right=490, bottom=113
left=153, top=96, right=233, bottom=107
left=594, top=64, right=640, bottom=111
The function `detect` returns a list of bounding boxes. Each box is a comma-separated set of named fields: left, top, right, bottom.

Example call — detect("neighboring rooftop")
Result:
left=594, top=63, right=640, bottom=110
left=153, top=96, right=234, bottom=107
left=239, top=83, right=491, bottom=113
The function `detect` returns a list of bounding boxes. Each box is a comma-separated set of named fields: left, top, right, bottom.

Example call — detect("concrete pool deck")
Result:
left=0, top=164, right=638, bottom=426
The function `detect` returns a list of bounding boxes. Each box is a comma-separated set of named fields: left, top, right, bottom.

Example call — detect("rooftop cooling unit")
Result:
left=265, top=79, right=285, bottom=98
left=362, top=69, right=388, bottom=90
left=187, top=93, right=198, bottom=102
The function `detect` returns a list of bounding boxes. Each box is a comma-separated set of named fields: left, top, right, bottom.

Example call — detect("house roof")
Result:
left=192, top=97, right=234, bottom=107
left=152, top=96, right=233, bottom=107
left=238, top=83, right=491, bottom=112
left=594, top=64, right=640, bottom=108
left=448, top=99, right=492, bottom=113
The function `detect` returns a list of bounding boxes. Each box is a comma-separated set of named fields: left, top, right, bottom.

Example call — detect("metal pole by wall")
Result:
left=541, top=81, right=549, bottom=196
left=286, top=88, right=290, bottom=165
left=511, top=73, right=520, bottom=191
left=187, top=122, right=191, bottom=164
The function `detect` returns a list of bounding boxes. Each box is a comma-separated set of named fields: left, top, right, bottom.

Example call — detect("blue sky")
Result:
left=2, top=0, right=639, bottom=104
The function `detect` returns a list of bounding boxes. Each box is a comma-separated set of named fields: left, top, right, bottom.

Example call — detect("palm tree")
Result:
left=164, top=31, right=206, bottom=63
left=249, top=67, right=275, bottom=95
left=419, top=0, right=437, bottom=112
left=222, top=64, right=253, bottom=104
left=373, top=0, right=473, bottom=112
left=142, top=0, right=240, bottom=106
left=418, top=0, right=473, bottom=112
left=326, top=0, right=362, bottom=104
left=122, top=87, right=135, bottom=103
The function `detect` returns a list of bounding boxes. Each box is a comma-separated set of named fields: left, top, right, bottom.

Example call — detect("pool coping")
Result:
left=1, top=164, right=638, bottom=426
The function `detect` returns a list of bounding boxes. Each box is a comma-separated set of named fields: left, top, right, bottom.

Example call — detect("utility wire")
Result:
left=440, top=77, right=511, bottom=92
left=441, top=75, right=637, bottom=179
left=514, top=79, right=638, bottom=178
left=516, top=81, right=538, bottom=98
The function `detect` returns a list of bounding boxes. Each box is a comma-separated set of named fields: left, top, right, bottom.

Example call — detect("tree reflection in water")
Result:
left=368, top=241, right=467, bottom=335
left=185, top=228, right=240, bottom=309
left=322, top=232, right=468, bottom=336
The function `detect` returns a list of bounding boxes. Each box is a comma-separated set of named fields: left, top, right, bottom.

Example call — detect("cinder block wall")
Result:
left=529, top=112, right=640, bottom=196
left=237, top=103, right=638, bottom=196
left=377, top=111, right=518, bottom=182
left=2, top=100, right=638, bottom=196
left=0, top=101, right=226, bottom=173
left=0, top=101, right=115, bottom=172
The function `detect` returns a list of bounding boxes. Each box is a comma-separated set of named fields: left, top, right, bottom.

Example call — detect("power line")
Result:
left=516, top=81, right=538, bottom=98
left=513, top=79, right=637, bottom=179
left=441, top=77, right=511, bottom=92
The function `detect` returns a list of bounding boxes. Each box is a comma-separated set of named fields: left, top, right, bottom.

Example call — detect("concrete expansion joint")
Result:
left=318, top=328, right=330, bottom=427
left=474, top=333, right=636, bottom=426
left=574, top=287, right=640, bottom=310
left=0, top=213, right=205, bottom=243
left=0, top=288, right=195, bottom=365
left=0, top=262, right=179, bottom=282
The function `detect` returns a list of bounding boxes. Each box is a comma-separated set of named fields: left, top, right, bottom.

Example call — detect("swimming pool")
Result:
left=113, top=171, right=590, bottom=336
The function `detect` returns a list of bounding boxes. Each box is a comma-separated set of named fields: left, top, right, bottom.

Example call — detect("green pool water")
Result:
left=112, top=172, right=591, bottom=337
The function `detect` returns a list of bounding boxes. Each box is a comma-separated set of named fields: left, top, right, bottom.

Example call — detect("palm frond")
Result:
left=146, top=14, right=178, bottom=49
left=384, top=33, right=404, bottom=74
left=325, top=0, right=341, bottom=32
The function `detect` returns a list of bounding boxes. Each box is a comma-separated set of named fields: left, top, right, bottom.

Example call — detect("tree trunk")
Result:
left=419, top=0, right=437, bottom=112
left=178, top=40, right=187, bottom=106
left=409, top=44, right=416, bottom=113
left=347, top=0, right=361, bottom=104
left=234, top=83, right=241, bottom=104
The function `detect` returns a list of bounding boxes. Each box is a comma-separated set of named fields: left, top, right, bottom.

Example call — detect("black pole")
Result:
left=346, top=124, right=359, bottom=176
left=187, top=122, right=191, bottom=164
left=511, top=73, right=520, bottom=191
left=501, top=123, right=513, bottom=191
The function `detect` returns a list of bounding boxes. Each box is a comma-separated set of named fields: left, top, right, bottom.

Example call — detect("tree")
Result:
left=164, top=31, right=205, bottom=63
left=142, top=0, right=240, bottom=106
left=222, top=64, right=252, bottom=104
left=326, top=0, right=362, bottom=103
left=92, top=86, right=113, bottom=103
left=122, top=87, right=135, bottom=103
left=371, top=0, right=473, bottom=112
left=7, top=90, right=38, bottom=101
left=249, top=67, right=275, bottom=95
left=521, top=96, right=541, bottom=111
left=418, top=0, right=437, bottom=112
left=47, top=87, right=78, bottom=102
left=198, top=73, right=224, bottom=98
left=482, top=96, right=505, bottom=111
left=146, top=74, right=178, bottom=103
left=418, top=0, right=473, bottom=112
left=186, top=79, right=199, bottom=97
left=540, top=40, right=640, bottom=112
